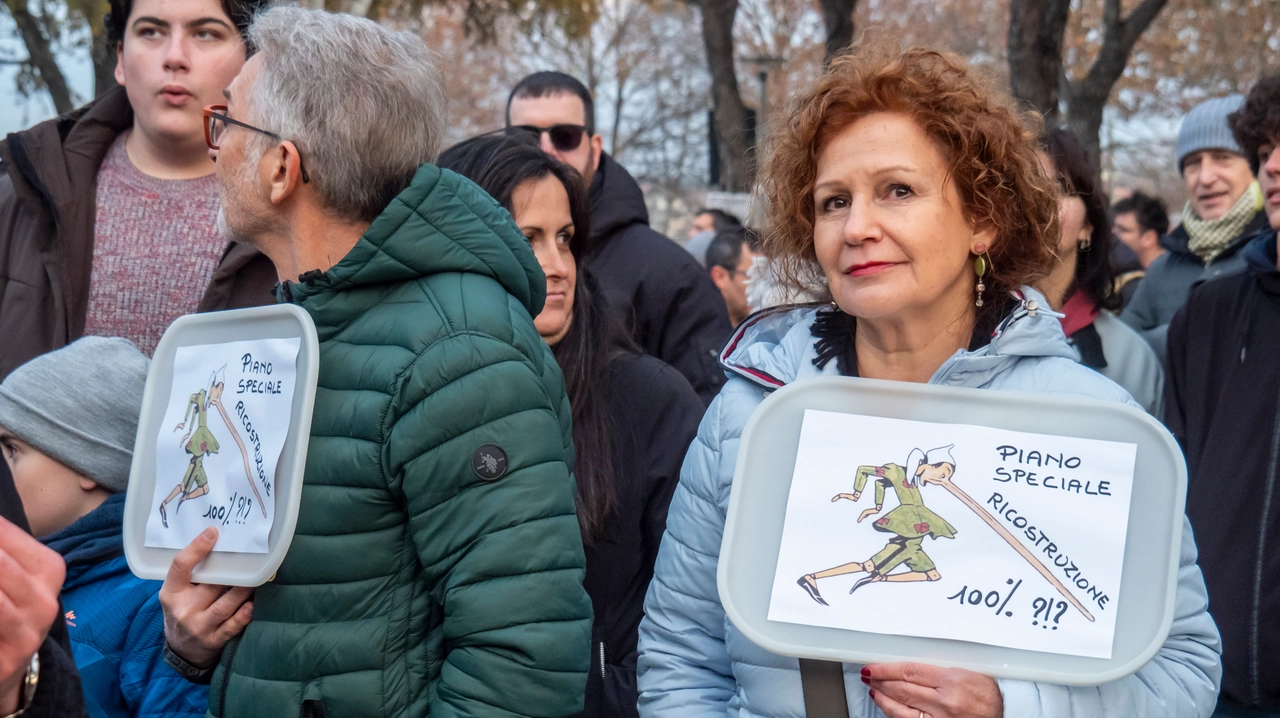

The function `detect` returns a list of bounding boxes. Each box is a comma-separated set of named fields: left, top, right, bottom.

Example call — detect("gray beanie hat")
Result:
left=0, top=337, right=149, bottom=493
left=1176, top=94, right=1245, bottom=171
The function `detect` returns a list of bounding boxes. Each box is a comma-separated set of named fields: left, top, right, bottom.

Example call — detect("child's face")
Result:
left=1, top=430, right=102, bottom=537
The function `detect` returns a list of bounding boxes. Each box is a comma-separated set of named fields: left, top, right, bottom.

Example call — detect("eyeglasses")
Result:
left=511, top=124, right=588, bottom=153
left=203, top=104, right=310, bottom=184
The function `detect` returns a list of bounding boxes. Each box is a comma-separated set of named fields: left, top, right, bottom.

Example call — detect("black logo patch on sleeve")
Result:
left=472, top=444, right=509, bottom=481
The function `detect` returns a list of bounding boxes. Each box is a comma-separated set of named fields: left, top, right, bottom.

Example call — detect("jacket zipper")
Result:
left=598, top=642, right=606, bottom=679
left=1250, top=382, right=1280, bottom=704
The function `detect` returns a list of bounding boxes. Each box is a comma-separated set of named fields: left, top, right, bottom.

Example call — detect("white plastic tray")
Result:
left=718, top=375, right=1186, bottom=686
left=123, top=305, right=319, bottom=586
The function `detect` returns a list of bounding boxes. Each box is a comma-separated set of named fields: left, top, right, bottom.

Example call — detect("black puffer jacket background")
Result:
left=585, top=153, right=731, bottom=405
left=574, top=352, right=703, bottom=718
left=1165, top=230, right=1280, bottom=711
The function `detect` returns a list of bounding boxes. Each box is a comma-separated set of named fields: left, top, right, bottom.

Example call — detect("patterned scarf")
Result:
left=1182, top=181, right=1264, bottom=264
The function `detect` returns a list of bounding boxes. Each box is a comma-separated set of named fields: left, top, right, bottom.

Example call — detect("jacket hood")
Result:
left=1, top=86, right=132, bottom=216
left=40, top=493, right=125, bottom=591
left=283, top=163, right=546, bottom=320
left=1243, top=229, right=1280, bottom=295
left=720, top=287, right=1076, bottom=390
left=587, top=152, right=649, bottom=246
left=1162, top=209, right=1272, bottom=260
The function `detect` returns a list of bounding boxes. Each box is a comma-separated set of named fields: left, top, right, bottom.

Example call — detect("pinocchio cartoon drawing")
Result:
left=158, top=371, right=223, bottom=527
left=796, top=443, right=1095, bottom=622
left=797, top=445, right=959, bottom=604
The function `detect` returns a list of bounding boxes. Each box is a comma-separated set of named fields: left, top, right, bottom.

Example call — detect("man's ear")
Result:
left=590, top=133, right=603, bottom=172
left=113, top=41, right=126, bottom=87
left=709, top=266, right=730, bottom=291
left=1141, top=229, right=1160, bottom=251
left=78, top=476, right=103, bottom=492
left=267, top=141, right=306, bottom=206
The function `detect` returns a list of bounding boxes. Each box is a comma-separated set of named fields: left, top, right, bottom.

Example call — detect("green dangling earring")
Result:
left=974, top=254, right=988, bottom=307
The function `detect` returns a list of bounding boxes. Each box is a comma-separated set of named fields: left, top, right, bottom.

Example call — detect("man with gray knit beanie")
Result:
left=0, top=337, right=212, bottom=716
left=1121, top=94, right=1271, bottom=360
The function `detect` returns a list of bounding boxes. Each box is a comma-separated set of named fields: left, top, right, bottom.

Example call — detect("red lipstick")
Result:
left=845, top=261, right=899, bottom=277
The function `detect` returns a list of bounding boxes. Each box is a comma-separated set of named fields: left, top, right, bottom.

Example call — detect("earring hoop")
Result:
left=1078, top=236, right=1092, bottom=251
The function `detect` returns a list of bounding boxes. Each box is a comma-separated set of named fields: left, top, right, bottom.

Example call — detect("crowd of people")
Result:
left=0, top=0, right=1276, bottom=717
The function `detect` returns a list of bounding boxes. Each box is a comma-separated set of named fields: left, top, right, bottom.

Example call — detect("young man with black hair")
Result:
left=1110, top=191, right=1169, bottom=306
left=0, top=0, right=275, bottom=380
left=1165, top=71, right=1280, bottom=718
left=690, top=208, right=741, bottom=238
left=506, top=72, right=732, bottom=404
left=686, top=207, right=741, bottom=267
left=705, top=228, right=752, bottom=328
left=1112, top=192, right=1170, bottom=271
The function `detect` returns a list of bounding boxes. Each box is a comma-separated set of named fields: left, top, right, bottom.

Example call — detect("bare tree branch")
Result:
left=3, top=0, right=73, bottom=113
left=1067, top=0, right=1168, bottom=170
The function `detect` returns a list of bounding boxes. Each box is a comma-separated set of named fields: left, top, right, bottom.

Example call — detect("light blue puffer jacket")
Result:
left=637, top=290, right=1223, bottom=718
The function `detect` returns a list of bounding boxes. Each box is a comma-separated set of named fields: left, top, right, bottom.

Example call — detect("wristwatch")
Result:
left=1, top=652, right=39, bottom=718
left=163, top=643, right=216, bottom=685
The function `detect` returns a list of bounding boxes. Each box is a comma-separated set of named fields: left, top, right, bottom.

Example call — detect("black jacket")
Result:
left=577, top=352, right=702, bottom=718
left=1165, top=230, right=1280, bottom=710
left=586, top=153, right=731, bottom=405
left=0, top=461, right=87, bottom=717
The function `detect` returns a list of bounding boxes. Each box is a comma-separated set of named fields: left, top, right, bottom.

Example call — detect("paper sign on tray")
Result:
left=143, top=337, right=300, bottom=554
left=770, top=410, right=1137, bottom=659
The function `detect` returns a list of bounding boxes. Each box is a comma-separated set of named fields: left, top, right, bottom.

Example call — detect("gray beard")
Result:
left=216, top=205, right=254, bottom=246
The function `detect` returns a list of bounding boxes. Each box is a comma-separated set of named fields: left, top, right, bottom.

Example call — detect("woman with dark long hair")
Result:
left=1038, top=127, right=1164, bottom=414
left=438, top=132, right=705, bottom=718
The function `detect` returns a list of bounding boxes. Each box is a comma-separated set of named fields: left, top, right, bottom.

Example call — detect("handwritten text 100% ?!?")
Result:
left=946, top=579, right=1074, bottom=630
left=201, top=491, right=255, bottom=527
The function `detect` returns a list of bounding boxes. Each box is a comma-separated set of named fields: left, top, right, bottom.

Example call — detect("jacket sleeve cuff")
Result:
left=996, top=677, right=1041, bottom=716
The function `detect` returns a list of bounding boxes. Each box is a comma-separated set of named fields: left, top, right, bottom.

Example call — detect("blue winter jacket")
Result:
left=41, top=493, right=209, bottom=718
left=637, top=289, right=1223, bottom=718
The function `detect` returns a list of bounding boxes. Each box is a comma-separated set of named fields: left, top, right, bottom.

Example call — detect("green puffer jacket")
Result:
left=207, top=164, right=593, bottom=718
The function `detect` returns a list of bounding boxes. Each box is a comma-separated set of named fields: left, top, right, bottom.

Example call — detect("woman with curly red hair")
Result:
left=636, top=44, right=1221, bottom=718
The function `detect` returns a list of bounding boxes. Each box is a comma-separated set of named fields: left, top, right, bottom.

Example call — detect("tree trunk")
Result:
left=1006, top=0, right=1070, bottom=123
left=4, top=0, right=73, bottom=113
left=816, top=0, right=855, bottom=65
left=700, top=0, right=751, bottom=191
left=1064, top=0, right=1168, bottom=172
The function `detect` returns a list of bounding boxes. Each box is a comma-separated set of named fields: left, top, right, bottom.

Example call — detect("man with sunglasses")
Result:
left=507, top=72, right=732, bottom=405
left=0, top=0, right=276, bottom=382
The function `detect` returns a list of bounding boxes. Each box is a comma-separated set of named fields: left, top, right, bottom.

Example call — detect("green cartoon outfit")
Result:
left=797, top=445, right=959, bottom=606
left=856, top=463, right=956, bottom=573
left=180, top=389, right=219, bottom=492
left=159, top=388, right=221, bottom=528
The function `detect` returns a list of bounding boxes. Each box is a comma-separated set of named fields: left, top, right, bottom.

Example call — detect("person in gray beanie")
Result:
left=0, top=336, right=146, bottom=502
left=0, top=336, right=212, bottom=716
left=1121, top=94, right=1270, bottom=360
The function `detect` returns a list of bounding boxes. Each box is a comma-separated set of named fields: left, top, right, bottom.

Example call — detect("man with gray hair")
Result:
left=157, top=7, right=592, bottom=717
left=1120, top=95, right=1271, bottom=359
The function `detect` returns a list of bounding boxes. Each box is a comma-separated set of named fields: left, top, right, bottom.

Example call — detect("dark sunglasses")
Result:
left=511, top=124, right=588, bottom=152
left=203, top=104, right=310, bottom=184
